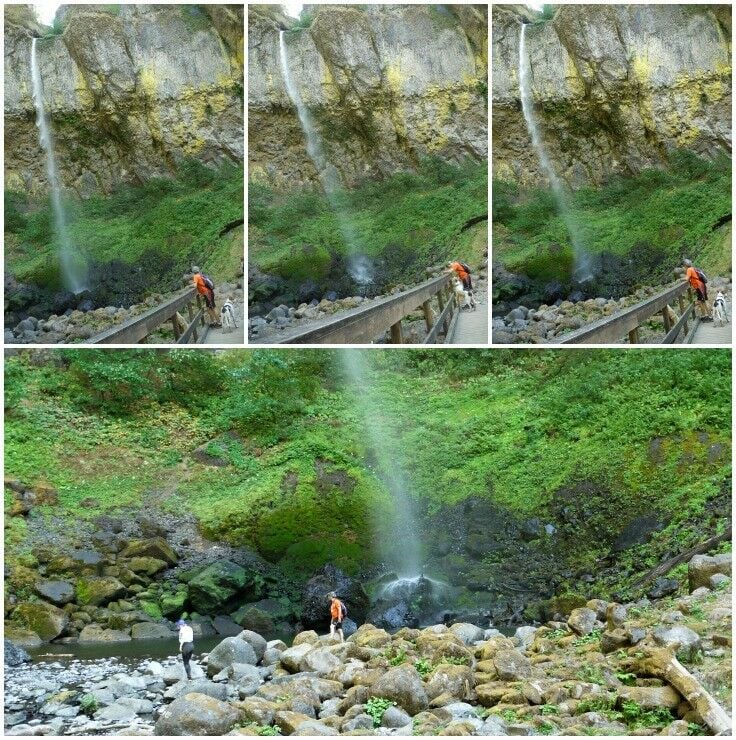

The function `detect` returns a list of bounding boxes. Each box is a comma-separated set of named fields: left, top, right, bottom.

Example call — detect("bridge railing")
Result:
left=272, top=274, right=458, bottom=344
left=553, top=281, right=696, bottom=345
left=90, top=288, right=208, bottom=344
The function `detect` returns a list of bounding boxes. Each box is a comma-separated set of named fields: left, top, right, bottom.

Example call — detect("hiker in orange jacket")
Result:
left=192, top=266, right=220, bottom=327
left=448, top=261, right=472, bottom=292
left=328, top=591, right=347, bottom=642
left=684, top=259, right=711, bottom=318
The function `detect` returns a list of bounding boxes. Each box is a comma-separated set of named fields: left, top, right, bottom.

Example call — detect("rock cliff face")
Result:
left=493, top=5, right=731, bottom=186
left=4, top=4, right=243, bottom=197
left=248, top=4, right=487, bottom=189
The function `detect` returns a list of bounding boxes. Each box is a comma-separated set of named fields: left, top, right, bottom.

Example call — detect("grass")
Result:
left=5, top=161, right=243, bottom=291
left=493, top=151, right=731, bottom=284
left=249, top=157, right=487, bottom=288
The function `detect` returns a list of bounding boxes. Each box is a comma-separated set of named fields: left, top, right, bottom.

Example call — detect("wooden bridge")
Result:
left=553, top=281, right=728, bottom=345
left=271, top=274, right=486, bottom=344
left=90, top=288, right=211, bottom=344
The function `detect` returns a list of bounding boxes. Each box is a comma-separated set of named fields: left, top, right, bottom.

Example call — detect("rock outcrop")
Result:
left=248, top=4, right=487, bottom=188
left=5, top=4, right=243, bottom=197
left=492, top=5, right=731, bottom=186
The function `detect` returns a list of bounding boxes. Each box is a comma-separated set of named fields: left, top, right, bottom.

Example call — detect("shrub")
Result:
left=364, top=697, right=395, bottom=727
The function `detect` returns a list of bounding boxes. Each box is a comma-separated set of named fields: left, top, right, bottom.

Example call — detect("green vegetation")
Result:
left=249, top=158, right=487, bottom=288
left=4, top=349, right=730, bottom=592
left=414, top=657, right=433, bottom=677
left=493, top=151, right=731, bottom=284
left=79, top=694, right=100, bottom=717
left=364, top=697, right=395, bottom=727
left=5, top=161, right=243, bottom=291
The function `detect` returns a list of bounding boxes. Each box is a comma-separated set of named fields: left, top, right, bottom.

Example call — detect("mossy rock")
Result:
left=12, top=601, right=68, bottom=641
left=160, top=589, right=189, bottom=618
left=140, top=601, right=163, bottom=621
left=127, top=557, right=168, bottom=576
left=75, top=577, right=126, bottom=607
left=119, top=537, right=178, bottom=566
left=188, top=560, right=253, bottom=613
left=544, top=592, right=588, bottom=618
left=4, top=622, right=43, bottom=647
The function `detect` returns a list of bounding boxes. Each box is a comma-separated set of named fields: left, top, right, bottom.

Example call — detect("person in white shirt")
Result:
left=176, top=618, right=194, bottom=679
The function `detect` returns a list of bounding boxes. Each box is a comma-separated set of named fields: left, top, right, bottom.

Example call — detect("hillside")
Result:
left=4, top=349, right=731, bottom=645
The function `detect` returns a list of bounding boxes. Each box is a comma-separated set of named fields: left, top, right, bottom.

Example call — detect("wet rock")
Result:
left=75, top=576, right=126, bottom=606
left=212, top=615, right=242, bottom=636
left=188, top=561, right=253, bottom=613
left=301, top=565, right=370, bottom=629
left=78, top=625, right=131, bottom=642
left=4, top=639, right=31, bottom=666
left=130, top=623, right=172, bottom=639
left=33, top=581, right=75, bottom=606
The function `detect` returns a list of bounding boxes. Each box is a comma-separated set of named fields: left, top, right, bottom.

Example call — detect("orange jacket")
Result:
left=193, top=273, right=211, bottom=296
left=449, top=261, right=469, bottom=281
left=330, top=598, right=344, bottom=620
left=686, top=266, right=704, bottom=293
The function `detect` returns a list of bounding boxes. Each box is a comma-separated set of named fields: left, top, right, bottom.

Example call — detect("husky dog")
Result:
left=713, top=291, right=729, bottom=327
left=452, top=277, right=476, bottom=311
left=221, top=298, right=237, bottom=332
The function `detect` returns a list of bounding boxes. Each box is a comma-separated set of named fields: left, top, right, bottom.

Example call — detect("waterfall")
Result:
left=340, top=350, right=421, bottom=577
left=30, top=37, right=86, bottom=294
left=277, top=30, right=373, bottom=287
left=518, top=24, right=593, bottom=283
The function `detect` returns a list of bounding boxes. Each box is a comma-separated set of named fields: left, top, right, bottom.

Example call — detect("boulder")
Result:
left=381, top=705, right=413, bottom=728
left=274, top=710, right=313, bottom=734
left=75, top=577, right=126, bottom=606
left=449, top=623, right=485, bottom=645
left=652, top=626, right=702, bottom=662
left=160, top=590, right=189, bottom=617
left=127, top=557, right=168, bottom=576
left=688, top=553, right=731, bottom=592
left=238, top=630, right=268, bottom=662
left=493, top=649, right=531, bottom=681
left=369, top=664, right=429, bottom=715
left=206, top=636, right=257, bottom=677
left=292, top=720, right=340, bottom=735
left=280, top=642, right=316, bottom=673
left=78, top=625, right=131, bottom=642
left=301, top=565, right=369, bottom=629
left=12, top=602, right=68, bottom=641
left=34, top=580, right=75, bottom=606
left=514, top=626, right=537, bottom=651
left=213, top=615, right=242, bottom=636
left=425, top=664, right=473, bottom=701
left=155, top=692, right=239, bottom=735
left=648, top=577, right=680, bottom=599
left=3, top=624, right=42, bottom=648
left=4, top=639, right=31, bottom=666
left=300, top=647, right=341, bottom=676
left=568, top=607, right=597, bottom=636
left=130, top=622, right=173, bottom=639
left=120, top=537, right=178, bottom=566
left=617, top=686, right=680, bottom=710
left=188, top=561, right=253, bottom=613
left=164, top=679, right=228, bottom=702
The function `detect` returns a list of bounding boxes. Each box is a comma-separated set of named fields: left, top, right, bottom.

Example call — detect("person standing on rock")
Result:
left=177, top=618, right=194, bottom=679
left=684, top=259, right=711, bottom=319
left=192, top=266, right=221, bottom=328
left=328, top=592, right=347, bottom=642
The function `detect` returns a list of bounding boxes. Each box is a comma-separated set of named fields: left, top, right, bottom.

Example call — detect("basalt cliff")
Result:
left=492, top=4, right=732, bottom=187
left=248, top=4, right=488, bottom=189
left=4, top=4, right=243, bottom=197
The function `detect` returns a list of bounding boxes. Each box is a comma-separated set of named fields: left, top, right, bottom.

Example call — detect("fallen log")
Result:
left=634, top=526, right=732, bottom=587
left=624, top=647, right=731, bottom=736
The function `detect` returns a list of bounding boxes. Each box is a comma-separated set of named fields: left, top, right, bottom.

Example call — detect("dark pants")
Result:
left=181, top=641, right=194, bottom=678
left=462, top=275, right=472, bottom=292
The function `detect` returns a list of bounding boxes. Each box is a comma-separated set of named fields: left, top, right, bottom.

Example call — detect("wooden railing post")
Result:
left=390, top=321, right=403, bottom=344
left=171, top=315, right=181, bottom=341
left=422, top=300, right=434, bottom=332
left=187, top=301, right=199, bottom=343
left=679, top=295, right=688, bottom=337
left=628, top=327, right=640, bottom=344
left=661, top=306, right=673, bottom=332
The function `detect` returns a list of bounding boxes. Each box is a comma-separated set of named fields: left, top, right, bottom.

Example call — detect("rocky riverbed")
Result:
left=250, top=274, right=488, bottom=344
left=493, top=277, right=732, bottom=344
left=5, top=552, right=731, bottom=736
left=5, top=282, right=244, bottom=344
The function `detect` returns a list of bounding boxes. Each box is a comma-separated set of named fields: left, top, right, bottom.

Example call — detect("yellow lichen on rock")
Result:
left=139, top=67, right=158, bottom=98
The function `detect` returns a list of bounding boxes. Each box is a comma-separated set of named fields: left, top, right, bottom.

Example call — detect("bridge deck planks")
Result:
left=690, top=320, right=732, bottom=345
left=449, top=305, right=488, bottom=344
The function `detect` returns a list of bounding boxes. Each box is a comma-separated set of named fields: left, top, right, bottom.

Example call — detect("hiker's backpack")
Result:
left=459, top=261, right=472, bottom=274
left=340, top=602, right=347, bottom=620
left=202, top=274, right=215, bottom=291
left=695, top=268, right=708, bottom=285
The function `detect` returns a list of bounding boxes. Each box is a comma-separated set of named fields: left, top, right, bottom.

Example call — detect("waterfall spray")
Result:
left=30, top=37, right=86, bottom=294
left=278, top=30, right=373, bottom=287
left=518, top=24, right=593, bottom=283
left=340, top=350, right=421, bottom=577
